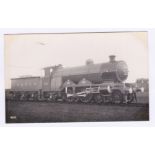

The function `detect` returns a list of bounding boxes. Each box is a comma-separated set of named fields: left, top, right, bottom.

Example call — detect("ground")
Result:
left=6, top=92, right=149, bottom=123
left=6, top=103, right=149, bottom=123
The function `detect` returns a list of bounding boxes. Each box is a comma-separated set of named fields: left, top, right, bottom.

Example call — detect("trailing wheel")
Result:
left=94, top=93, right=103, bottom=104
left=61, top=93, right=67, bottom=102
left=80, top=93, right=93, bottom=104
left=112, top=90, right=123, bottom=104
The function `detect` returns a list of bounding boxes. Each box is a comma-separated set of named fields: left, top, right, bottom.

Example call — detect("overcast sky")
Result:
left=5, top=32, right=149, bottom=88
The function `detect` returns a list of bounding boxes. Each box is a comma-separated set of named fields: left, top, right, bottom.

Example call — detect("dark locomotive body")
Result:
left=7, top=55, right=137, bottom=104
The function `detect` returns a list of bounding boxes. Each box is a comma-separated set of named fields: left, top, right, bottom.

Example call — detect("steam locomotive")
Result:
left=6, top=55, right=138, bottom=104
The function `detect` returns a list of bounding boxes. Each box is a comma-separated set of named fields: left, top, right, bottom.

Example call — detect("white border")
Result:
left=0, top=28, right=154, bottom=127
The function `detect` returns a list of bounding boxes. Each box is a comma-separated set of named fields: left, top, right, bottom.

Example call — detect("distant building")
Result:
left=136, top=78, right=149, bottom=92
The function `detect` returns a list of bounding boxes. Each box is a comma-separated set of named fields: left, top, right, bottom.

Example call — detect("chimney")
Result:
left=109, top=55, right=116, bottom=62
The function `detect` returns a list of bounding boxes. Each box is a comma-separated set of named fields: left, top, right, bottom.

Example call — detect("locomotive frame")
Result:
left=6, top=55, right=140, bottom=104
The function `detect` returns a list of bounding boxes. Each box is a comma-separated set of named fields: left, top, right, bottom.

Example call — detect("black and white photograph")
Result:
left=5, top=31, right=149, bottom=123
left=1, top=1, right=155, bottom=155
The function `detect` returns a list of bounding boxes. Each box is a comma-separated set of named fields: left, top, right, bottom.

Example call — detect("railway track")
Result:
left=6, top=100, right=148, bottom=107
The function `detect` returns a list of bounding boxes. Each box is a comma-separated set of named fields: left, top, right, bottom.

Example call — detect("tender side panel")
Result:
left=11, top=77, right=41, bottom=91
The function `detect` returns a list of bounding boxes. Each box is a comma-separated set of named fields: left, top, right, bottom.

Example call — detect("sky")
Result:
left=5, top=32, right=149, bottom=89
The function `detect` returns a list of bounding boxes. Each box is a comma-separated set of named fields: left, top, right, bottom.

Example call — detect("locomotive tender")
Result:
left=8, top=55, right=136, bottom=104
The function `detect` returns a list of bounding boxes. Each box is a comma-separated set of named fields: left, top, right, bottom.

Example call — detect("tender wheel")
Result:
left=80, top=93, right=93, bottom=103
left=94, top=93, right=103, bottom=104
left=51, top=94, right=57, bottom=102
left=112, top=90, right=123, bottom=104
